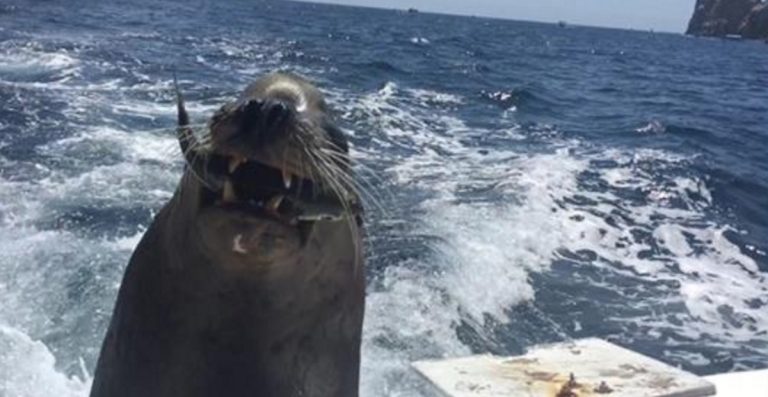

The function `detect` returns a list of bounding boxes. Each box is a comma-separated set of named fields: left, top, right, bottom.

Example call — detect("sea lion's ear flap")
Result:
left=173, top=74, right=197, bottom=164
left=324, top=121, right=349, bottom=153
left=174, top=73, right=190, bottom=127
left=172, top=75, right=221, bottom=190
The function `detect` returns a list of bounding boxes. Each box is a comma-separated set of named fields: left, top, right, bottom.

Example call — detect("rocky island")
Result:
left=687, top=0, right=768, bottom=39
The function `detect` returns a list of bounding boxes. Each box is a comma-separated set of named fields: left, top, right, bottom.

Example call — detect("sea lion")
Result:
left=90, top=73, right=365, bottom=397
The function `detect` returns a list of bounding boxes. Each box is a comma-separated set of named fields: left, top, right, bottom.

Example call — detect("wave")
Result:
left=335, top=83, right=768, bottom=394
left=0, top=325, right=90, bottom=397
left=0, top=46, right=80, bottom=83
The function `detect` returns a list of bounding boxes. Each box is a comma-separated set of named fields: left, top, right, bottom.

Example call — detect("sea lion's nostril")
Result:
left=242, top=99, right=262, bottom=112
left=264, top=100, right=290, bottom=127
left=236, top=99, right=293, bottom=144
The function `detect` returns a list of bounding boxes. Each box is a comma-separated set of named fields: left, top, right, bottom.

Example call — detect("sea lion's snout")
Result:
left=237, top=98, right=295, bottom=147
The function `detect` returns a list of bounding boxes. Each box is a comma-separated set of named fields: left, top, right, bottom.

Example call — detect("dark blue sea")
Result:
left=1, top=0, right=766, bottom=395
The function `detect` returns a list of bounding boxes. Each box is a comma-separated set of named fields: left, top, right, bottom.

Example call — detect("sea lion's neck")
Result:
left=132, top=190, right=364, bottom=396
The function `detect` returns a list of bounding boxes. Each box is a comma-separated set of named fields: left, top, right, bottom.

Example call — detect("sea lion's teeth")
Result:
left=222, top=181, right=237, bottom=202
left=267, top=195, right=284, bottom=211
left=228, top=157, right=246, bottom=174
left=282, top=168, right=293, bottom=189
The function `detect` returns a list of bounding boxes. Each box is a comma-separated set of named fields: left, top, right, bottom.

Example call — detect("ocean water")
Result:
left=1, top=0, right=767, bottom=395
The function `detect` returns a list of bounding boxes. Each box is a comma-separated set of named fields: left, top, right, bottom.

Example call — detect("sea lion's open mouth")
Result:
left=173, top=76, right=361, bottom=228
left=198, top=154, right=349, bottom=224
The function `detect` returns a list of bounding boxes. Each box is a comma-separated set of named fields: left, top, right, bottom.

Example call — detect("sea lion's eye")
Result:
left=324, top=122, right=349, bottom=153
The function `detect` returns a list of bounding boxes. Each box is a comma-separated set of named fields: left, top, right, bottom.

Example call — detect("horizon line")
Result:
left=288, top=0, right=687, bottom=34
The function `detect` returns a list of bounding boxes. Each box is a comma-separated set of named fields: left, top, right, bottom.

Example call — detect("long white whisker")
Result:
left=305, top=148, right=363, bottom=271
left=312, top=146, right=388, bottom=217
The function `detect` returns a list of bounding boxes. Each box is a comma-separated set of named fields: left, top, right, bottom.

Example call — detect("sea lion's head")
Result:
left=175, top=73, right=362, bottom=269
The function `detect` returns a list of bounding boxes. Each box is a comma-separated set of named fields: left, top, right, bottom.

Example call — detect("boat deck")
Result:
left=413, top=339, right=767, bottom=397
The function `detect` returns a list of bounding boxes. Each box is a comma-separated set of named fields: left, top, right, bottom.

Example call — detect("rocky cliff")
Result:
left=740, top=3, right=768, bottom=38
left=686, top=0, right=768, bottom=39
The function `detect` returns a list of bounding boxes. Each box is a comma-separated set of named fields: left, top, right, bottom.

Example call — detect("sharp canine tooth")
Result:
left=267, top=195, right=284, bottom=211
left=222, top=181, right=237, bottom=202
left=282, top=169, right=293, bottom=189
left=229, top=157, right=245, bottom=173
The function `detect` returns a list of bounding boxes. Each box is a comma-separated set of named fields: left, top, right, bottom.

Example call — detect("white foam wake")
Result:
left=0, top=325, right=90, bottom=397
left=346, top=83, right=767, bottom=395
left=0, top=47, right=80, bottom=82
